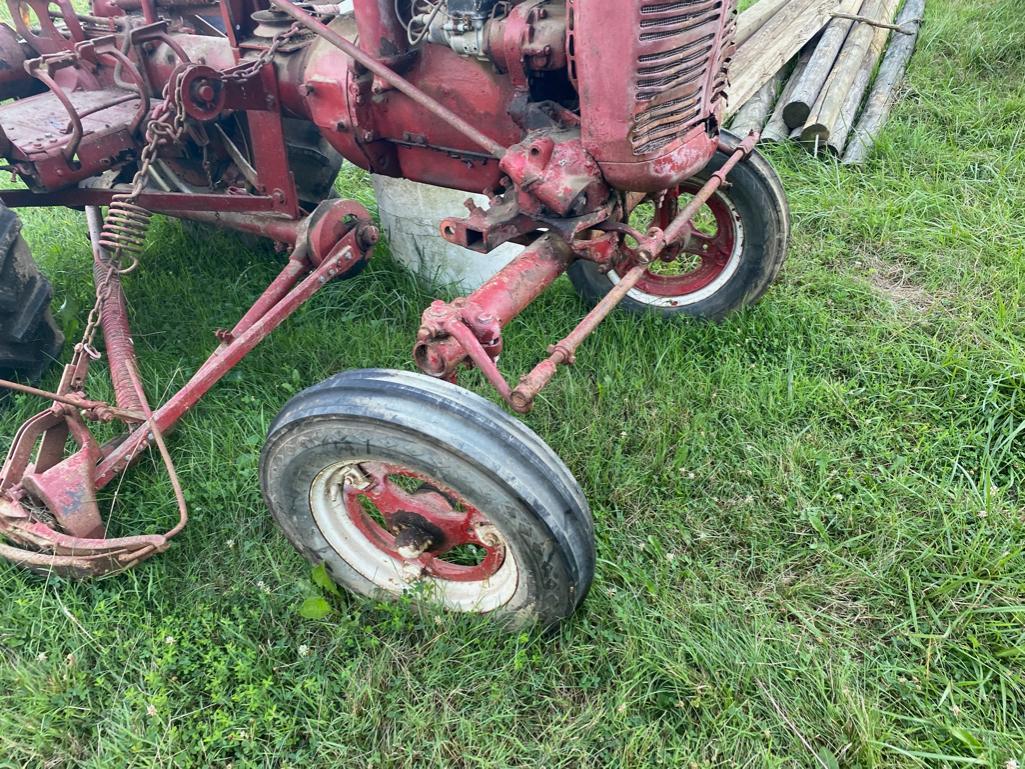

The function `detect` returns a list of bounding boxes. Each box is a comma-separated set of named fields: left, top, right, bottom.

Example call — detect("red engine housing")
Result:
left=0, top=0, right=739, bottom=213
left=570, top=0, right=736, bottom=192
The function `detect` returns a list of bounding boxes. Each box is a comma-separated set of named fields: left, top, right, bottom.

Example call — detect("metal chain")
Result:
left=80, top=22, right=303, bottom=359
left=79, top=66, right=189, bottom=358
left=222, top=22, right=303, bottom=82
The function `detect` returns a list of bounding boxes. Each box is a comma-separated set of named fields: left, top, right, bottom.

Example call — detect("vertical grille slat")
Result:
left=630, top=0, right=734, bottom=156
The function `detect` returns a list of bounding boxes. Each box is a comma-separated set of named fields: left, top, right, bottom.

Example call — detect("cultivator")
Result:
left=0, top=0, right=788, bottom=625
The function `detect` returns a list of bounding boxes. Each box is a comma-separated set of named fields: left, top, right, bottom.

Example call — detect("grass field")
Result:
left=2, top=1, right=1024, bottom=766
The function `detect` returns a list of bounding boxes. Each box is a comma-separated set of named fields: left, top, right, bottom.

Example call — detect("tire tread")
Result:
left=0, top=202, right=63, bottom=387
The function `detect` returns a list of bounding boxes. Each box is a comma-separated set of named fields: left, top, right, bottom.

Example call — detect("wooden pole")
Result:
left=728, top=0, right=848, bottom=111
left=761, top=47, right=814, bottom=142
left=801, top=0, right=890, bottom=147
left=826, top=0, right=901, bottom=155
left=843, top=0, right=925, bottom=164
left=736, top=0, right=792, bottom=46
left=730, top=69, right=785, bottom=134
left=781, top=0, right=862, bottom=129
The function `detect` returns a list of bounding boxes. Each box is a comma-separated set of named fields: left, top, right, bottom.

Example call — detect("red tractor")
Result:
left=0, top=0, right=788, bottom=626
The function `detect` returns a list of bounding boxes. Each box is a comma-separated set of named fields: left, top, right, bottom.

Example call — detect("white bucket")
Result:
left=371, top=175, right=522, bottom=291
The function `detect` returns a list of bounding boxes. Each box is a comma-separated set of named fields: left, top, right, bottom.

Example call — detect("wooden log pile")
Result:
left=725, top=0, right=925, bottom=164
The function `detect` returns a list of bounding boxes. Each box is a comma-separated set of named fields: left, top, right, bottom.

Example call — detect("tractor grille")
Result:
left=631, top=0, right=735, bottom=156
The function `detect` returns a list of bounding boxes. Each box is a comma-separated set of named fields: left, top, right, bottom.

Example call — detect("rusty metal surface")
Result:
left=0, top=23, right=36, bottom=98
left=413, top=233, right=572, bottom=385
left=0, top=188, right=280, bottom=213
left=570, top=0, right=736, bottom=191
left=86, top=207, right=146, bottom=414
left=270, top=0, right=507, bottom=159
left=0, top=198, right=375, bottom=577
left=0, top=87, right=141, bottom=190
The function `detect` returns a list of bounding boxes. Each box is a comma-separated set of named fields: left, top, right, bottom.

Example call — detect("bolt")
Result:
left=357, top=223, right=379, bottom=247
left=195, top=82, right=215, bottom=102
left=475, top=523, right=502, bottom=547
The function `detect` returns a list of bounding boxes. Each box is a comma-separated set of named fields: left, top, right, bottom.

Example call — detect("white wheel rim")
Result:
left=309, top=461, right=519, bottom=613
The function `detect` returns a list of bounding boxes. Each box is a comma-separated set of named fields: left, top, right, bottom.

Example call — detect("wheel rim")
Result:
left=309, top=460, right=519, bottom=612
left=608, top=184, right=744, bottom=308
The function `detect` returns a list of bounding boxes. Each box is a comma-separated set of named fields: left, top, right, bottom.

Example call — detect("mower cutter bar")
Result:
left=0, top=201, right=376, bottom=577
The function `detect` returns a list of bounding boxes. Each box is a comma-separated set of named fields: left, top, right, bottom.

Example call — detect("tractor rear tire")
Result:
left=0, top=203, right=64, bottom=388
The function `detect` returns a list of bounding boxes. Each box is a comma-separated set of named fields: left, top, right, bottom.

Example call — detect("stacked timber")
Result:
left=726, top=0, right=926, bottom=164
left=728, top=0, right=852, bottom=110
left=844, top=0, right=926, bottom=163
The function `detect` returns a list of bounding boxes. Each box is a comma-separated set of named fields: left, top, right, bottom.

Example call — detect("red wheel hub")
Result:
left=341, top=462, right=505, bottom=582
left=624, top=183, right=738, bottom=300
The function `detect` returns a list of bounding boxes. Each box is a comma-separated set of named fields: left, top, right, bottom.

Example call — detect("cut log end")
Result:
left=783, top=102, right=812, bottom=131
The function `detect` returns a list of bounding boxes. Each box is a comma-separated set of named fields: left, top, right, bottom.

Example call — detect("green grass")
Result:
left=2, top=1, right=1025, bottom=766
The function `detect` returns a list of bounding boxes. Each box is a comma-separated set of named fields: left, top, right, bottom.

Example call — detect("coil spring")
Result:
left=98, top=194, right=152, bottom=262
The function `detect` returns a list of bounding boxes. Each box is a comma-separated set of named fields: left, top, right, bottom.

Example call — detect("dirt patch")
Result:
left=862, top=256, right=934, bottom=312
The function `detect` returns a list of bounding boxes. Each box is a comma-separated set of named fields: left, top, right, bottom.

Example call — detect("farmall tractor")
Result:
left=0, top=0, right=788, bottom=626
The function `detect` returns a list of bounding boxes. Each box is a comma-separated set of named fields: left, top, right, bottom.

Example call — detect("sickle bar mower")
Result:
left=0, top=0, right=788, bottom=626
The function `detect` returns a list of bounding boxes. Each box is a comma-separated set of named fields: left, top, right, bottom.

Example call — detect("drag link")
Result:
left=658, top=131, right=761, bottom=254
left=0, top=378, right=145, bottom=422
left=509, top=133, right=762, bottom=413
left=509, top=261, right=648, bottom=413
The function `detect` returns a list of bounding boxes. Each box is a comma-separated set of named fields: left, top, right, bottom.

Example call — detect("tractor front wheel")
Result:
left=260, top=369, right=595, bottom=628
